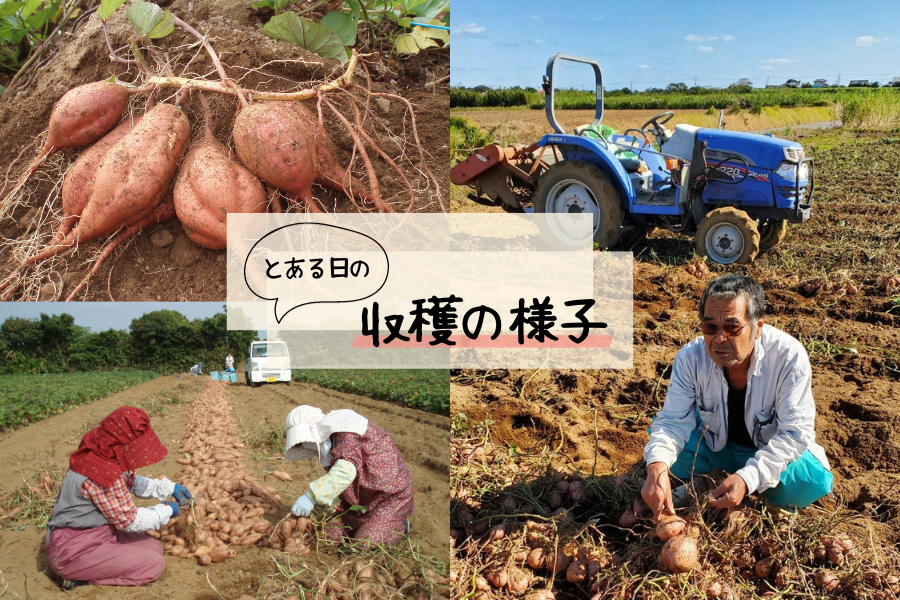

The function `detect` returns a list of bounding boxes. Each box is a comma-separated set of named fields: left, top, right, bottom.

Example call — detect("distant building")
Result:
left=812, top=78, right=828, bottom=88
left=848, top=80, right=869, bottom=87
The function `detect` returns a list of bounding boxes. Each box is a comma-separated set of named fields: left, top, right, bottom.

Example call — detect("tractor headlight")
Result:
left=775, top=161, right=809, bottom=181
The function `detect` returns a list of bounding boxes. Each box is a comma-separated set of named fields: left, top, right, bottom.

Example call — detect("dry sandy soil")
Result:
left=0, top=374, right=449, bottom=598
left=0, top=0, right=449, bottom=301
left=449, top=127, right=900, bottom=598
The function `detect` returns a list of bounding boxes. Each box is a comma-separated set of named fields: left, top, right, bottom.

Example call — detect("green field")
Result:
left=0, top=371, right=158, bottom=430
left=292, top=369, right=449, bottom=416
left=451, top=86, right=899, bottom=114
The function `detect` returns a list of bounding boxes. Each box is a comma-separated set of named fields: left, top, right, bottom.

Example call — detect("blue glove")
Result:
left=164, top=501, right=179, bottom=517
left=173, top=484, right=193, bottom=506
left=291, top=493, right=314, bottom=517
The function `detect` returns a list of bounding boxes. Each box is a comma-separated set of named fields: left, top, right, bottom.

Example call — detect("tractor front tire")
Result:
left=758, top=219, right=788, bottom=251
left=694, top=207, right=760, bottom=264
left=533, top=160, right=624, bottom=248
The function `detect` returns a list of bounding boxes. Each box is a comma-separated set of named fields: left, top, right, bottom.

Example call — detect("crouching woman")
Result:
left=46, top=406, right=192, bottom=588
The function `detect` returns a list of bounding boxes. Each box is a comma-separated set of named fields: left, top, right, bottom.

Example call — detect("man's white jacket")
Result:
left=644, top=324, right=830, bottom=495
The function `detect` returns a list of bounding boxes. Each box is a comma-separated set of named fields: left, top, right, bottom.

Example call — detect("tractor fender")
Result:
left=536, top=134, right=635, bottom=207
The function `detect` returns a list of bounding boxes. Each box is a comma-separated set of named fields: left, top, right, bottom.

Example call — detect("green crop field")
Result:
left=0, top=371, right=158, bottom=429
left=451, top=86, right=899, bottom=114
left=292, top=369, right=449, bottom=416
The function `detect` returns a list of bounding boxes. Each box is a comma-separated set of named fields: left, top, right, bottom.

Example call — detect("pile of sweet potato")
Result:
left=2, top=80, right=372, bottom=298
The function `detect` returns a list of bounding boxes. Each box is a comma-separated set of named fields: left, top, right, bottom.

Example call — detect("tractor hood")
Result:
left=697, top=128, right=804, bottom=170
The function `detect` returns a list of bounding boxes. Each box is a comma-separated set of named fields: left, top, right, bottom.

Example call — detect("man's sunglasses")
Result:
left=699, top=321, right=751, bottom=337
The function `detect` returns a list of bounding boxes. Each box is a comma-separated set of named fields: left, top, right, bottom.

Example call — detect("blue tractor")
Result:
left=450, top=54, right=814, bottom=264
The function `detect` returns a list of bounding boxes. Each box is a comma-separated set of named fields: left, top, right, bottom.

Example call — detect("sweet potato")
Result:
left=233, top=102, right=318, bottom=210
left=174, top=94, right=266, bottom=249
left=23, top=103, right=190, bottom=267
left=54, top=114, right=143, bottom=245
left=4, top=82, right=131, bottom=204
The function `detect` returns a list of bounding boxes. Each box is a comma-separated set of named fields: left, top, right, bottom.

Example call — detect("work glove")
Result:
left=164, top=501, right=180, bottom=518
left=173, top=484, right=194, bottom=506
left=291, top=493, right=314, bottom=517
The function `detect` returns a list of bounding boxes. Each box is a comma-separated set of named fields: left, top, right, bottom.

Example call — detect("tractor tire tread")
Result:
left=694, top=206, right=760, bottom=264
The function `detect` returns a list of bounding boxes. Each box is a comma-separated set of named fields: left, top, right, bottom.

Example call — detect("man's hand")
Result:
left=641, top=462, right=676, bottom=523
left=708, top=474, right=748, bottom=508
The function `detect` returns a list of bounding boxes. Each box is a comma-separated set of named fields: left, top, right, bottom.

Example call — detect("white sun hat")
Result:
left=284, top=405, right=369, bottom=462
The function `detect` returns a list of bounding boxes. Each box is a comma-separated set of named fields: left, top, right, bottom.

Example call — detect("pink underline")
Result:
left=351, top=335, right=613, bottom=348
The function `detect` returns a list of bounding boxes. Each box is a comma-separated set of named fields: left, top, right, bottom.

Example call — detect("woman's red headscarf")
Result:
left=69, top=406, right=167, bottom=488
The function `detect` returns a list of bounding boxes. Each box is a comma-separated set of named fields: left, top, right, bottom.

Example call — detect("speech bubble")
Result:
left=243, top=223, right=390, bottom=324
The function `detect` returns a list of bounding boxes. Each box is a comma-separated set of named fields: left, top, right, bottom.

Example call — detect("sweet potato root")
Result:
left=174, top=95, right=266, bottom=250
left=291, top=102, right=368, bottom=201
left=65, top=194, right=177, bottom=301
left=24, top=103, right=190, bottom=266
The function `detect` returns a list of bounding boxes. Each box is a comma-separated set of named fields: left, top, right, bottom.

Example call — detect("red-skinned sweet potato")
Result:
left=3, top=82, right=131, bottom=206
left=24, top=103, right=190, bottom=267
left=174, top=95, right=267, bottom=250
left=233, top=102, right=316, bottom=206
left=54, top=113, right=144, bottom=245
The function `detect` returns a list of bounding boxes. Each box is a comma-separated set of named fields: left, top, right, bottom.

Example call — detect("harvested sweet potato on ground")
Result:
left=54, top=113, right=143, bottom=245
left=174, top=94, right=266, bottom=250
left=24, top=103, right=190, bottom=266
left=4, top=82, right=131, bottom=206
left=233, top=101, right=318, bottom=210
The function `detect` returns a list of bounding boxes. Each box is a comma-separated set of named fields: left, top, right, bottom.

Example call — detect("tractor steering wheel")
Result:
left=640, top=111, right=675, bottom=144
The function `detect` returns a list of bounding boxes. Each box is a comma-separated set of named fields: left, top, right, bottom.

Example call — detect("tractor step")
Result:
left=633, top=196, right=676, bottom=207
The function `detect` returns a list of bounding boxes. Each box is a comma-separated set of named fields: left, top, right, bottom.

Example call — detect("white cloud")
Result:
left=723, top=35, right=735, bottom=42
left=530, top=14, right=541, bottom=21
left=686, top=34, right=717, bottom=42
left=637, top=64, right=650, bottom=70
left=760, top=65, right=774, bottom=70
left=590, top=17, right=604, bottom=23
left=534, top=38, right=547, bottom=45
left=698, top=46, right=714, bottom=52
left=760, top=58, right=797, bottom=65
left=452, top=23, right=486, bottom=36
left=855, top=35, right=878, bottom=46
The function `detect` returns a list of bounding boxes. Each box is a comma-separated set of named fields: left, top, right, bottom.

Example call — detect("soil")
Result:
left=450, top=127, right=900, bottom=597
left=0, top=0, right=449, bottom=301
left=0, top=373, right=450, bottom=598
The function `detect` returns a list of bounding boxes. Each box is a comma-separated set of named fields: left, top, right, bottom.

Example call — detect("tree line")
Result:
left=0, top=309, right=256, bottom=375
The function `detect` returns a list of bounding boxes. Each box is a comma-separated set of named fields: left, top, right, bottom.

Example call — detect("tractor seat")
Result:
left=574, top=124, right=642, bottom=172
left=659, top=124, right=700, bottom=161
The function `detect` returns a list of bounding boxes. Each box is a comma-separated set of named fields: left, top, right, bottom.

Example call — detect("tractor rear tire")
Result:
left=533, top=160, right=624, bottom=248
left=694, top=207, right=760, bottom=264
left=758, top=219, right=788, bottom=251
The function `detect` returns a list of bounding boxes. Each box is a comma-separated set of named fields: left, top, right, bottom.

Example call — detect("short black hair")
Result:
left=698, top=274, right=765, bottom=321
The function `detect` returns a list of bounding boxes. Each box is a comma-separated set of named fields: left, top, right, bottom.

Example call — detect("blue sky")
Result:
left=451, top=1, right=900, bottom=90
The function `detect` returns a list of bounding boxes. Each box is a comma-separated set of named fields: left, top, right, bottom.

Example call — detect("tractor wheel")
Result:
left=694, top=207, right=760, bottom=264
left=533, top=160, right=624, bottom=248
left=758, top=219, right=788, bottom=251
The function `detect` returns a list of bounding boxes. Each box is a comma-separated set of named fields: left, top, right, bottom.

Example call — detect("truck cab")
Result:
left=244, top=340, right=292, bottom=387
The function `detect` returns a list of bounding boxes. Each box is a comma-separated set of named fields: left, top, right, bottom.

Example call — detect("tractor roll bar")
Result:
left=543, top=53, right=603, bottom=135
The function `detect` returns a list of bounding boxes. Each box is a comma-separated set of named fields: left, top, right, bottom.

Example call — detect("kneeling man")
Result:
left=642, top=274, right=832, bottom=521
